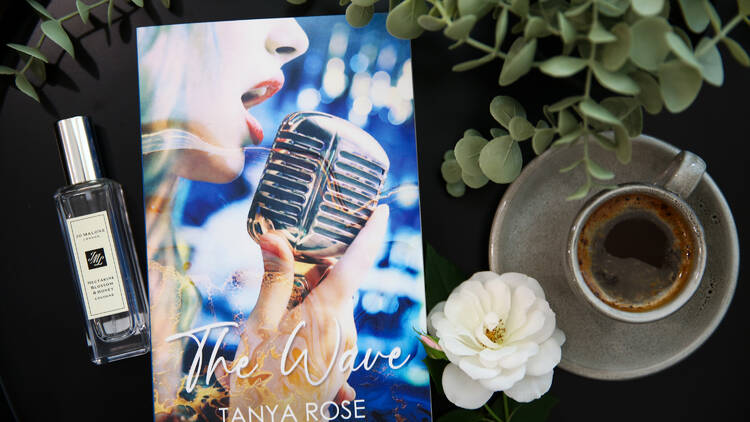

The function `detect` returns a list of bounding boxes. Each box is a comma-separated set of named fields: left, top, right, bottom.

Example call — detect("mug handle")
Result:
left=655, top=151, right=706, bottom=199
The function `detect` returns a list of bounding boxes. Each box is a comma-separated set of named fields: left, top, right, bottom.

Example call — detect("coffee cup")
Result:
left=566, top=151, right=707, bottom=323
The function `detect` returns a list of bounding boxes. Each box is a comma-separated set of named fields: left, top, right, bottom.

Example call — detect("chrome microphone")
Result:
left=247, top=111, right=390, bottom=307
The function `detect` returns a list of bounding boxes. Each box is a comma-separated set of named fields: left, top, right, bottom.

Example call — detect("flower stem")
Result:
left=503, top=393, right=510, bottom=421
left=484, top=403, right=504, bottom=422
left=695, top=14, right=744, bottom=57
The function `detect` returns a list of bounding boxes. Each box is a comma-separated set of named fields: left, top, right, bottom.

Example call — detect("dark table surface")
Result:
left=1, top=1, right=748, bottom=421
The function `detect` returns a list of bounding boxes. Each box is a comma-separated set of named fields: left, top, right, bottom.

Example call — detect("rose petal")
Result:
left=497, top=272, right=546, bottom=300
left=460, top=279, right=492, bottom=312
left=426, top=302, right=445, bottom=335
left=525, top=337, right=562, bottom=377
left=444, top=290, right=482, bottom=331
left=442, top=363, right=494, bottom=409
left=525, top=303, right=557, bottom=344
left=551, top=328, right=566, bottom=346
left=478, top=365, right=526, bottom=391
left=507, top=309, right=546, bottom=342
left=506, top=285, right=536, bottom=334
left=484, top=277, right=512, bottom=321
left=504, top=371, right=554, bottom=403
left=440, top=337, right=481, bottom=356
left=458, top=355, right=500, bottom=380
left=497, top=342, right=538, bottom=369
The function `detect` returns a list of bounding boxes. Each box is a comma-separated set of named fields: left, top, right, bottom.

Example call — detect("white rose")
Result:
left=428, top=271, right=565, bottom=409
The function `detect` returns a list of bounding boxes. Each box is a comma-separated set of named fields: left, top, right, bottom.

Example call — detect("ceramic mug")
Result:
left=566, top=151, right=707, bottom=323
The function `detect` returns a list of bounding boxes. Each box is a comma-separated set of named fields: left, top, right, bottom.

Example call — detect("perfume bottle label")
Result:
left=66, top=211, right=130, bottom=319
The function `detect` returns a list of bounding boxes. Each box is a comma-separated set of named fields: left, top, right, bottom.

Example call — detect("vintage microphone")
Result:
left=247, top=111, right=390, bottom=308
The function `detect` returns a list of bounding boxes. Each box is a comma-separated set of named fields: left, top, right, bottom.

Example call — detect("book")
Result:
left=137, top=13, right=432, bottom=422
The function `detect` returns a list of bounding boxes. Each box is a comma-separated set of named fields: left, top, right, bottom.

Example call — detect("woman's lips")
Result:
left=243, top=77, right=284, bottom=145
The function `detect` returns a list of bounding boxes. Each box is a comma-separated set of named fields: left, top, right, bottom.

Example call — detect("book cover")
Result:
left=137, top=13, right=431, bottom=422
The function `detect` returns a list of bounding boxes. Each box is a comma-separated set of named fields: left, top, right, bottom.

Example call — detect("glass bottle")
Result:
left=53, top=116, right=150, bottom=364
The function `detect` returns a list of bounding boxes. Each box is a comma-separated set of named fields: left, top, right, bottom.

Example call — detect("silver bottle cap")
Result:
left=56, top=116, right=103, bottom=184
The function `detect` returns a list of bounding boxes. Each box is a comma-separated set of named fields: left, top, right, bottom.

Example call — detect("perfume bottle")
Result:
left=53, top=116, right=150, bottom=364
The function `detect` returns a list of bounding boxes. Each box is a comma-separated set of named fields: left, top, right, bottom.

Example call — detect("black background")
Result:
left=1, top=1, right=748, bottom=421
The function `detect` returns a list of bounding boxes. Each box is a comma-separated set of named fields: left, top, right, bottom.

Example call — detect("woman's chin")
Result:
left=173, top=148, right=245, bottom=183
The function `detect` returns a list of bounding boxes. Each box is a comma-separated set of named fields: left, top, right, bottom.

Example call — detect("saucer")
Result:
left=489, top=134, right=739, bottom=380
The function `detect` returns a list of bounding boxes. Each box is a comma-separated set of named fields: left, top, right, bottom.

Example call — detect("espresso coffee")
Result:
left=577, top=193, right=697, bottom=312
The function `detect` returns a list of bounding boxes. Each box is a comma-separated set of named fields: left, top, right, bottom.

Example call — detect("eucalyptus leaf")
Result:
left=705, top=1, right=721, bottom=32
left=525, top=16, right=549, bottom=39
left=601, top=97, right=643, bottom=137
left=131, top=0, right=144, bottom=6
left=464, top=128, right=484, bottom=138
left=598, top=0, right=629, bottom=17
left=539, top=56, right=587, bottom=77
left=452, top=53, right=495, bottom=71
left=441, top=159, right=462, bottom=183
left=665, top=32, right=700, bottom=69
left=479, top=136, right=522, bottom=183
left=564, top=1, right=590, bottom=17
left=499, top=38, right=537, bottom=85
left=351, top=0, right=377, bottom=5
left=0, top=65, right=15, bottom=75
left=490, top=127, right=508, bottom=138
left=614, top=125, right=632, bottom=163
left=161, top=0, right=171, bottom=7
left=533, top=127, right=555, bottom=154
left=7, top=43, right=48, bottom=63
left=580, top=99, right=623, bottom=126
left=495, top=8, right=509, bottom=48
left=594, top=133, right=617, bottom=151
left=549, top=95, right=582, bottom=112
left=386, top=0, right=427, bottom=39
left=446, top=181, right=466, bottom=197
left=696, top=37, right=723, bottom=86
left=558, top=12, right=576, bottom=45
left=107, top=0, right=114, bottom=28
left=677, top=0, right=709, bottom=32
left=444, top=15, right=478, bottom=41
left=558, top=108, right=578, bottom=135
left=658, top=59, right=703, bottom=112
left=445, top=0, right=457, bottom=16
left=458, top=0, right=494, bottom=19
left=601, top=23, right=630, bottom=71
left=26, top=0, right=54, bottom=20
left=511, top=0, right=530, bottom=16
left=566, top=177, right=591, bottom=200
left=552, top=127, right=584, bottom=146
left=629, top=17, right=672, bottom=71
left=454, top=135, right=488, bottom=176
left=462, top=170, right=489, bottom=188
left=592, top=62, right=640, bottom=95
left=559, top=159, right=582, bottom=172
left=347, top=4, right=375, bottom=28
left=28, top=58, right=46, bottom=83
left=588, top=21, right=617, bottom=44
left=631, top=71, right=663, bottom=114
left=444, top=150, right=456, bottom=160
left=723, top=38, right=750, bottom=67
left=631, top=0, right=664, bottom=17
left=586, top=157, right=615, bottom=180
left=14, top=73, right=39, bottom=102
left=76, top=0, right=91, bottom=24
left=509, top=116, right=535, bottom=141
left=490, top=96, right=526, bottom=128
left=41, top=20, right=75, bottom=58
left=417, top=15, right=446, bottom=31
left=740, top=0, right=750, bottom=15
left=673, top=26, right=694, bottom=50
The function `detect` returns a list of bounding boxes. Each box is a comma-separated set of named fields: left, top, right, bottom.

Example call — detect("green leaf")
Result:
left=632, top=0, right=664, bottom=16
left=629, top=17, right=672, bottom=71
left=593, top=133, right=617, bottom=151
left=423, top=243, right=467, bottom=312
left=131, top=0, right=144, bottom=6
left=631, top=71, right=663, bottom=114
left=678, top=0, right=710, bottom=32
left=601, top=97, right=643, bottom=137
left=558, top=108, right=578, bottom=135
left=509, top=394, right=560, bottom=422
left=601, top=23, right=631, bottom=71
left=462, top=170, right=489, bottom=188
left=0, top=65, right=15, bottom=75
left=419, top=334, right=447, bottom=360
left=490, top=95, right=526, bottom=128
left=565, top=1, right=590, bottom=17
left=457, top=0, right=493, bottom=18
left=351, top=0, right=377, bottom=5
left=696, top=37, right=723, bottom=86
left=548, top=95, right=582, bottom=112
left=444, top=15, right=477, bottom=40
left=665, top=32, right=700, bottom=69
left=445, top=0, right=457, bottom=15
left=444, top=149, right=456, bottom=160
left=161, top=0, right=171, bottom=7
left=452, top=53, right=495, bottom=71
left=705, top=1, right=721, bottom=32
left=510, top=0, right=530, bottom=16
left=740, top=0, right=750, bottom=15
left=441, top=159, right=462, bottom=183
left=673, top=26, right=694, bottom=50
left=14, top=73, right=39, bottom=102
left=614, top=125, right=632, bottom=163
left=464, top=128, right=484, bottom=138
left=495, top=8, right=509, bottom=48
left=558, top=12, right=576, bottom=45
left=76, top=0, right=91, bottom=24
left=588, top=21, right=617, bottom=44
left=6, top=43, right=48, bottom=63
left=567, top=178, right=591, bottom=200
left=26, top=0, right=53, bottom=20
left=417, top=14, right=446, bottom=31
left=347, top=4, right=375, bottom=28
left=533, top=127, right=555, bottom=155
left=107, top=0, right=114, bottom=28
left=560, top=159, right=582, bottom=173
left=508, top=116, right=535, bottom=141
left=579, top=99, right=623, bottom=126
left=386, top=0, right=427, bottom=39
left=499, top=38, right=537, bottom=85
left=723, top=38, right=750, bottom=67
left=446, top=181, right=466, bottom=197
left=28, top=58, right=46, bottom=83
left=586, top=157, right=614, bottom=180
left=490, top=127, right=508, bottom=138
left=539, top=56, right=587, bottom=77
left=479, top=136, right=522, bottom=183
left=598, top=0, right=629, bottom=17
left=454, top=135, right=488, bottom=176
left=423, top=357, right=448, bottom=396
left=41, top=20, right=75, bottom=58
left=552, top=127, right=584, bottom=146
left=437, top=408, right=482, bottom=422
left=525, top=17, right=549, bottom=39
left=658, top=59, right=703, bottom=112
left=592, top=62, right=640, bottom=95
